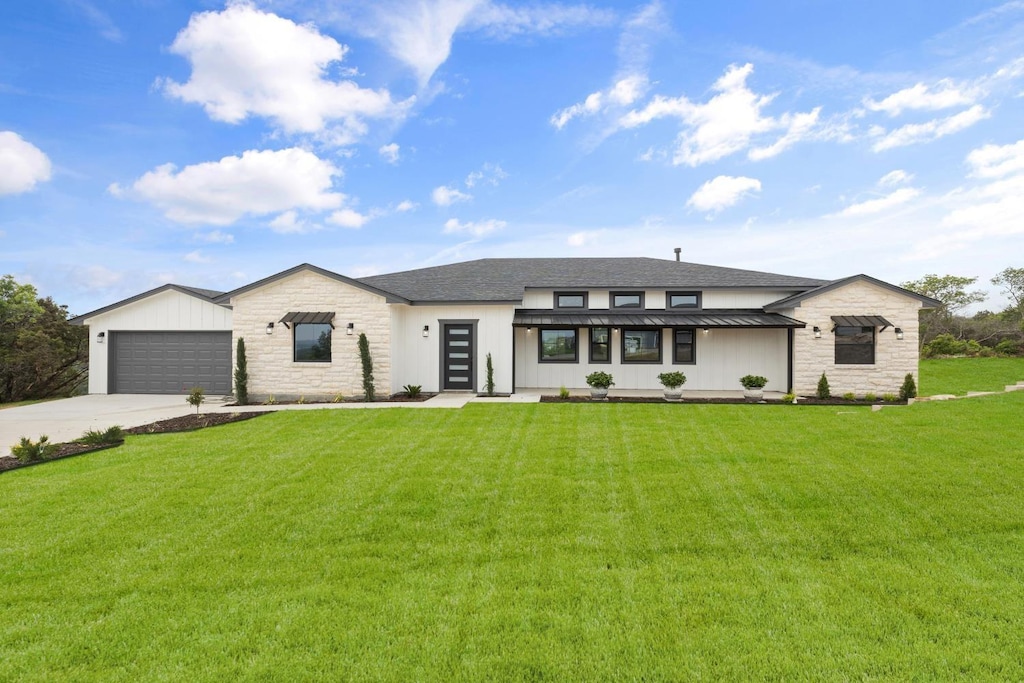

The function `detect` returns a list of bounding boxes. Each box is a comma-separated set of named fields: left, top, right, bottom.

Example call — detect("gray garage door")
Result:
left=111, top=331, right=232, bottom=394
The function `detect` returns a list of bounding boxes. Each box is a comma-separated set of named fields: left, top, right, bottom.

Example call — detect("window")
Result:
left=555, top=292, right=588, bottom=309
left=294, top=323, right=332, bottom=362
left=667, top=291, right=701, bottom=309
left=539, top=328, right=578, bottom=362
left=835, top=326, right=874, bottom=364
left=590, top=327, right=610, bottom=363
left=622, top=329, right=661, bottom=363
left=611, top=292, right=644, bottom=309
left=673, top=328, right=695, bottom=364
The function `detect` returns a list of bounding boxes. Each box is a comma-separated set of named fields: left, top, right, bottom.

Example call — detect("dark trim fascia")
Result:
left=215, top=263, right=410, bottom=305
left=70, top=284, right=227, bottom=326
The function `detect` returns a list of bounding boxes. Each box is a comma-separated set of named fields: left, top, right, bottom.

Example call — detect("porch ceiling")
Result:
left=512, top=309, right=806, bottom=328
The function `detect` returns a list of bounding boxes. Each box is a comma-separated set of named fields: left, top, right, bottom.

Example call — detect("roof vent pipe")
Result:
left=674, top=247, right=681, bottom=262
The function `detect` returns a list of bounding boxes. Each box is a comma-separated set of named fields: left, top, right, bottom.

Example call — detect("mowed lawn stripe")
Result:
left=1, top=395, right=1023, bottom=680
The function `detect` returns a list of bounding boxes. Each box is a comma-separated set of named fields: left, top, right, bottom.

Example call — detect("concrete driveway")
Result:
left=0, top=394, right=197, bottom=456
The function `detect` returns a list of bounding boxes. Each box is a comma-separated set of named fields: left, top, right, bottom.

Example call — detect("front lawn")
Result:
left=920, top=356, right=1024, bottom=395
left=2, top=397, right=1023, bottom=680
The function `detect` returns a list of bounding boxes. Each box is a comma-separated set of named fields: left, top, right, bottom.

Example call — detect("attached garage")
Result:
left=110, top=331, right=232, bottom=394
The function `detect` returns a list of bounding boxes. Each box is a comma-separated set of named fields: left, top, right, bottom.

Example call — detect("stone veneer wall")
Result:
left=789, top=280, right=923, bottom=396
left=231, top=270, right=391, bottom=401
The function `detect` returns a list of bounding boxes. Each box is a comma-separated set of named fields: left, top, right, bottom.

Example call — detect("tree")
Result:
left=0, top=276, right=87, bottom=403
left=358, top=332, right=375, bottom=401
left=901, top=274, right=987, bottom=342
left=992, top=267, right=1024, bottom=314
left=234, top=337, right=249, bottom=405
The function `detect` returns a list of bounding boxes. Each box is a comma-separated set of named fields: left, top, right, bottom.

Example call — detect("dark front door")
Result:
left=443, top=323, right=475, bottom=390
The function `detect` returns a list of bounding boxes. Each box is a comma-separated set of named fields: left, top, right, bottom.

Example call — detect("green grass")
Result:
left=0, top=398, right=57, bottom=410
left=920, top=356, right=1024, bottom=395
left=2, top=397, right=1024, bottom=680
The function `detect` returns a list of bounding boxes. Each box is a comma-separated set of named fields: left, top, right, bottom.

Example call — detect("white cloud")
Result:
left=443, top=217, right=506, bottom=237
left=268, top=210, right=322, bottom=234
left=465, top=163, right=507, bottom=188
left=0, top=131, right=52, bottom=195
left=466, top=3, right=616, bottom=39
left=379, top=142, right=400, bottom=163
left=195, top=230, right=235, bottom=244
left=126, top=147, right=343, bottom=225
left=686, top=175, right=762, bottom=213
left=67, top=0, right=124, bottom=42
left=551, top=75, right=648, bottom=129
left=863, top=79, right=978, bottom=116
left=327, top=208, right=371, bottom=229
left=395, top=199, right=418, bottom=212
left=966, top=138, right=1024, bottom=178
left=432, top=185, right=472, bottom=206
left=832, top=187, right=921, bottom=217
left=871, top=105, right=989, bottom=151
left=618, top=63, right=821, bottom=166
left=162, top=3, right=408, bottom=142
left=183, top=250, right=212, bottom=264
left=878, top=170, right=914, bottom=187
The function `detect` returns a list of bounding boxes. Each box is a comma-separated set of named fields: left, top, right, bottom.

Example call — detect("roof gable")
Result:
left=213, top=263, right=409, bottom=304
left=764, top=274, right=943, bottom=311
left=70, top=283, right=226, bottom=325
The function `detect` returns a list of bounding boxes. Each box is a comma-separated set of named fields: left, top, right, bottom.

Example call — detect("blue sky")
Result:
left=3, top=0, right=1024, bottom=315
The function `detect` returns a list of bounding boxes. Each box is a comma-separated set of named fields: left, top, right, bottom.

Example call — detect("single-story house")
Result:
left=71, top=256, right=940, bottom=398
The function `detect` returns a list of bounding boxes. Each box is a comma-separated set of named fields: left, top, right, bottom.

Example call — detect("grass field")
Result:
left=2, top=382, right=1024, bottom=680
left=920, top=356, right=1024, bottom=395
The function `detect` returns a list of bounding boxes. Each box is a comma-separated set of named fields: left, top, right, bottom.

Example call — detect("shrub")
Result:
left=740, top=375, right=768, bottom=389
left=296, top=395, right=308, bottom=404
left=358, top=333, right=375, bottom=402
left=882, top=393, right=899, bottom=403
left=995, top=339, right=1021, bottom=356
left=657, top=371, right=687, bottom=389
left=817, top=372, right=831, bottom=399
left=558, top=386, right=570, bottom=400
left=865, top=392, right=877, bottom=402
left=12, top=435, right=58, bottom=463
left=331, top=393, right=344, bottom=403
left=263, top=394, right=277, bottom=405
left=899, top=373, right=917, bottom=400
left=485, top=353, right=495, bottom=396
left=585, top=371, right=614, bottom=389
left=234, top=337, right=249, bottom=405
left=842, top=392, right=856, bottom=401
left=78, top=425, right=124, bottom=446
left=781, top=392, right=796, bottom=404
left=403, top=384, right=422, bottom=398
left=965, top=340, right=983, bottom=357
left=924, top=333, right=968, bottom=357
left=186, top=387, right=205, bottom=414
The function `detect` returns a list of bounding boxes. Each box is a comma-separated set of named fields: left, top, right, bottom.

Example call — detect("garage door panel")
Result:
left=111, top=332, right=231, bottom=394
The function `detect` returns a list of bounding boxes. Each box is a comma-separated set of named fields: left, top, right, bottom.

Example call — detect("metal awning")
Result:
left=279, top=311, right=336, bottom=328
left=512, top=309, right=806, bottom=328
left=831, top=315, right=893, bottom=330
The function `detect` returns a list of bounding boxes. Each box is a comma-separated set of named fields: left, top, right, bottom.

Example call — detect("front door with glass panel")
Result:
left=443, top=324, right=474, bottom=390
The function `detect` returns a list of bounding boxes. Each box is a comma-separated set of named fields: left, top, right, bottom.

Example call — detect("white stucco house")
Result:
left=71, top=257, right=940, bottom=398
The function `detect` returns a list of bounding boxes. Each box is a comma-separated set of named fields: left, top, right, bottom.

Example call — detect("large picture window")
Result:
left=294, top=323, right=332, bottom=362
left=673, top=328, right=695, bottom=364
left=590, top=327, right=610, bottom=363
left=539, top=328, right=578, bottom=362
left=835, top=326, right=874, bottom=364
left=622, top=329, right=661, bottom=363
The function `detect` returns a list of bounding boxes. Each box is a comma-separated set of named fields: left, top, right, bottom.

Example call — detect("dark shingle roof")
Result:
left=358, top=258, right=829, bottom=303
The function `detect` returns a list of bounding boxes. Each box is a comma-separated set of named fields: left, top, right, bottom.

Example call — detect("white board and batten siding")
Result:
left=389, top=305, right=516, bottom=394
left=524, top=288, right=801, bottom=310
left=83, top=289, right=233, bottom=394
left=515, top=327, right=788, bottom=391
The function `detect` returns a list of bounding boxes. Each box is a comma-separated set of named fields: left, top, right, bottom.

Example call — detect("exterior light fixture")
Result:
left=422, top=325, right=429, bottom=338
left=895, top=327, right=904, bottom=340
left=813, top=326, right=822, bottom=339
left=526, top=327, right=533, bottom=333
left=702, top=327, right=709, bottom=335
left=96, top=331, right=106, bottom=343
left=266, top=323, right=274, bottom=335
left=346, top=322, right=354, bottom=335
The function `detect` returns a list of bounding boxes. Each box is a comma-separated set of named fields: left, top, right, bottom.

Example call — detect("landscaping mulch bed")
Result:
left=227, top=394, right=433, bottom=407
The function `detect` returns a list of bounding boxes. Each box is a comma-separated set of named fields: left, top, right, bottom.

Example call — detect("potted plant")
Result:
left=739, top=374, right=768, bottom=400
left=657, top=371, right=686, bottom=401
left=585, top=371, right=614, bottom=400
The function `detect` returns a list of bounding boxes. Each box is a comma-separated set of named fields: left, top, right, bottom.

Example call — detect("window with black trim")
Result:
left=294, top=323, right=332, bottom=362
left=673, top=328, right=695, bottom=364
left=539, top=328, right=578, bottom=362
left=590, top=327, right=610, bottom=363
left=622, top=329, right=661, bottom=363
left=611, top=292, right=644, bottom=309
left=835, top=326, right=874, bottom=365
left=666, top=291, right=701, bottom=309
left=555, top=292, right=588, bottom=309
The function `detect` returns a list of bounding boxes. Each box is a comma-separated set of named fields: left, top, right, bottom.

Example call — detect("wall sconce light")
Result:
left=265, top=323, right=274, bottom=335
left=813, top=326, right=822, bottom=339
left=526, top=326, right=533, bottom=333
left=346, top=322, right=354, bottom=336
left=895, top=327, right=904, bottom=340
left=422, top=325, right=429, bottom=338
left=702, top=327, right=710, bottom=335
left=96, top=331, right=105, bottom=343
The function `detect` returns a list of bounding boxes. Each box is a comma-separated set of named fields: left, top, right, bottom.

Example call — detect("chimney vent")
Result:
left=673, top=247, right=681, bottom=262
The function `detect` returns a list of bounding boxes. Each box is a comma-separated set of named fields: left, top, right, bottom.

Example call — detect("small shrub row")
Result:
left=923, top=333, right=1022, bottom=358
